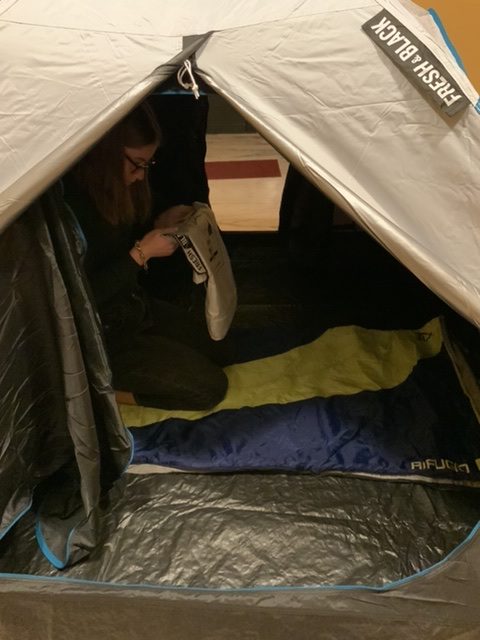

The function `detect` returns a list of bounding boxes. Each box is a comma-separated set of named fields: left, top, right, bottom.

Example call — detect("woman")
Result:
left=63, top=101, right=228, bottom=410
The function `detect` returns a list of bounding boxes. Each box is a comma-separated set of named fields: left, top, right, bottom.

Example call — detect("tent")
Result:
left=1, top=0, right=480, bottom=637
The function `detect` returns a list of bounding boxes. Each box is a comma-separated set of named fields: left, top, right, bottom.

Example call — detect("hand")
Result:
left=154, top=204, right=194, bottom=229
left=130, top=228, right=178, bottom=266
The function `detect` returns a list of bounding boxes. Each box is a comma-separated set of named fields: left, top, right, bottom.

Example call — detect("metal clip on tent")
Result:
left=177, top=59, right=200, bottom=99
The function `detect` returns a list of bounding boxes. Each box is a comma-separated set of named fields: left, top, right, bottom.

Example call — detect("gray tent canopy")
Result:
left=1, top=1, right=480, bottom=638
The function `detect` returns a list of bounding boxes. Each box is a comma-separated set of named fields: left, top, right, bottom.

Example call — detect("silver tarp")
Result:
left=1, top=472, right=479, bottom=588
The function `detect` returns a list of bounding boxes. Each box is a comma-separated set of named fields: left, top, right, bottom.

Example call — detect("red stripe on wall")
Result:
left=205, top=159, right=281, bottom=180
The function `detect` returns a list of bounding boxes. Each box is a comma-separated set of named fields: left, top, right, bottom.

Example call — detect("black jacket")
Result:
left=62, top=175, right=148, bottom=349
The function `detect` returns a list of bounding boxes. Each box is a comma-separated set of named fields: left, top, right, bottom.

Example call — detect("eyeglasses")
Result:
left=124, top=153, right=156, bottom=172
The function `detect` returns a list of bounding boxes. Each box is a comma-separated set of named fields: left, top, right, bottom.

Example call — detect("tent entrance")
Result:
left=1, top=181, right=480, bottom=588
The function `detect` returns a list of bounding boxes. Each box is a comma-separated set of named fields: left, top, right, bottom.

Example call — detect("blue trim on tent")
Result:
left=153, top=89, right=208, bottom=96
left=427, top=10, right=480, bottom=115
left=35, top=519, right=67, bottom=570
left=35, top=428, right=133, bottom=569
left=125, top=428, right=135, bottom=470
left=3, top=518, right=480, bottom=594
left=69, top=207, right=88, bottom=256
left=428, top=8, right=466, bottom=72
left=0, top=500, right=32, bottom=542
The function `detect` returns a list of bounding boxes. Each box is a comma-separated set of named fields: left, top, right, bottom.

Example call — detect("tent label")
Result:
left=411, top=458, right=471, bottom=474
left=362, top=10, right=469, bottom=116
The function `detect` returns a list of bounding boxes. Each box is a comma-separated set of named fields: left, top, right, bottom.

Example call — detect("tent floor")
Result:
left=1, top=472, right=479, bottom=588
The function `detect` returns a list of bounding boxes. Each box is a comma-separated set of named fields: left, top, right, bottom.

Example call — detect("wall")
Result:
left=414, top=0, right=479, bottom=91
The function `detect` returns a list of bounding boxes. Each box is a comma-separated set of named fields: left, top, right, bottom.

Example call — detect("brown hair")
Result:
left=74, top=100, right=162, bottom=225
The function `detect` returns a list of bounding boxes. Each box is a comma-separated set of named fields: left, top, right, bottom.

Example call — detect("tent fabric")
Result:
left=2, top=572, right=480, bottom=640
left=1, top=473, right=480, bottom=639
left=0, top=185, right=131, bottom=567
left=1, top=473, right=479, bottom=588
left=0, top=17, right=193, bottom=232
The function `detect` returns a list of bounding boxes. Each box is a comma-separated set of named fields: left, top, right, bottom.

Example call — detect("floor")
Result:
left=205, top=133, right=288, bottom=231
